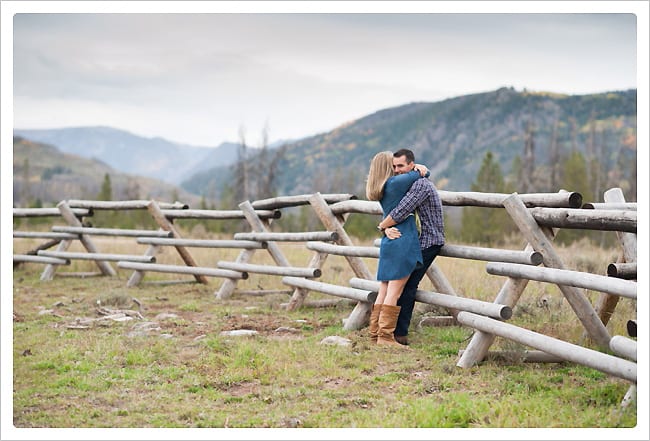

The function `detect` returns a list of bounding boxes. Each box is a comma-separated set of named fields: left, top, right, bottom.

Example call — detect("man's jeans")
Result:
left=395, top=244, right=443, bottom=337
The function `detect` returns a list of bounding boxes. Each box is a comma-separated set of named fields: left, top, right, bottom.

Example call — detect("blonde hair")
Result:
left=366, top=151, right=394, bottom=201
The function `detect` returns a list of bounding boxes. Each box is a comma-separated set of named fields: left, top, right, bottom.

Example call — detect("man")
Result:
left=377, top=148, right=445, bottom=345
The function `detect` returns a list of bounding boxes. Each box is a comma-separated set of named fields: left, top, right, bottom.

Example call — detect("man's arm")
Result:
left=378, top=179, right=431, bottom=230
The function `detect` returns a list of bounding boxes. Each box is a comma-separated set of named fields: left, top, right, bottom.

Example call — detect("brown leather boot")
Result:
left=377, top=305, right=409, bottom=349
left=369, top=304, right=382, bottom=344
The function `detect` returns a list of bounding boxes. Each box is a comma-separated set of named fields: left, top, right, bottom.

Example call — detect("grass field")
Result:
left=9, top=236, right=638, bottom=434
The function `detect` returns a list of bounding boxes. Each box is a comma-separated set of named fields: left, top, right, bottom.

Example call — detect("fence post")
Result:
left=309, top=192, right=374, bottom=330
left=502, top=193, right=611, bottom=349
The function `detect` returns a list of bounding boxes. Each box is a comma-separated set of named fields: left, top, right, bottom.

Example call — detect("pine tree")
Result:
left=95, top=173, right=114, bottom=227
left=558, top=150, right=594, bottom=244
left=562, top=150, right=592, bottom=202
left=461, top=151, right=512, bottom=245
left=98, top=173, right=112, bottom=201
left=20, top=158, right=31, bottom=207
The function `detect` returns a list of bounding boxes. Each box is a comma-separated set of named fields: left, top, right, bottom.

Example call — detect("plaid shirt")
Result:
left=388, top=178, right=445, bottom=249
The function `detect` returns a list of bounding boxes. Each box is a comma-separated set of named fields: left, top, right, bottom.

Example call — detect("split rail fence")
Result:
left=13, top=187, right=638, bottom=404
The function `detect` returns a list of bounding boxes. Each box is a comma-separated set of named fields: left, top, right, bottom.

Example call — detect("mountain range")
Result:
left=13, top=126, right=241, bottom=185
left=14, top=87, right=637, bottom=207
left=12, top=136, right=202, bottom=208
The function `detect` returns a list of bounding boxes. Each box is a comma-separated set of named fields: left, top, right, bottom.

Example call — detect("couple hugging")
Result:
left=365, top=148, right=445, bottom=348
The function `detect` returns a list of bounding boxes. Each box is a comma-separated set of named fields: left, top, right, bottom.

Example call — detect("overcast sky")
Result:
left=4, top=2, right=646, bottom=147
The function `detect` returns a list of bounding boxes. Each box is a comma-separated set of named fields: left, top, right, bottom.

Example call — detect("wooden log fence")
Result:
left=66, top=199, right=188, bottom=210
left=582, top=202, right=637, bottom=211
left=609, top=335, right=637, bottom=362
left=501, top=193, right=612, bottom=349
left=13, top=207, right=91, bottom=217
left=218, top=261, right=322, bottom=278
left=607, top=262, right=637, bottom=280
left=13, top=254, right=70, bottom=265
left=250, top=193, right=357, bottom=210
left=137, top=237, right=267, bottom=249
left=13, top=231, right=80, bottom=240
left=52, top=226, right=174, bottom=238
left=370, top=239, right=544, bottom=265
left=349, top=278, right=512, bottom=320
left=234, top=231, right=339, bottom=242
left=118, top=261, right=248, bottom=279
left=455, top=311, right=636, bottom=383
left=593, top=188, right=637, bottom=327
left=14, top=187, right=637, bottom=393
left=528, top=207, right=636, bottom=233
left=38, top=250, right=156, bottom=264
left=282, top=276, right=376, bottom=303
left=160, top=208, right=281, bottom=220
left=42, top=201, right=117, bottom=280
left=485, top=262, right=637, bottom=300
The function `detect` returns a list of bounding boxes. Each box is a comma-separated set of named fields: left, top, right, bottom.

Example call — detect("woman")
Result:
left=366, top=151, right=428, bottom=348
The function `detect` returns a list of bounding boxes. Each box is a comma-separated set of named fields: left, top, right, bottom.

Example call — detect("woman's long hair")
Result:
left=366, top=151, right=394, bottom=201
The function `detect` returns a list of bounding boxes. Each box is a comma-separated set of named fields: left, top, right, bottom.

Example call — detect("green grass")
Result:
left=11, top=239, right=638, bottom=430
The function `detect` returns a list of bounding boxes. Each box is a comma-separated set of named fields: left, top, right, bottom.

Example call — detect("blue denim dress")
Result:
left=376, top=170, right=423, bottom=281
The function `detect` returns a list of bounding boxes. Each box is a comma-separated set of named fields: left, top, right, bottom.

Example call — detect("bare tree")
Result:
left=521, top=120, right=535, bottom=192
left=234, top=125, right=249, bottom=203
left=265, top=143, right=287, bottom=198
left=549, top=119, right=560, bottom=191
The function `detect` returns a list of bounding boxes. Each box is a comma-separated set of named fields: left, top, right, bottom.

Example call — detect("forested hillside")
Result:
left=186, top=87, right=636, bottom=209
left=13, top=136, right=200, bottom=208
left=14, top=87, right=637, bottom=220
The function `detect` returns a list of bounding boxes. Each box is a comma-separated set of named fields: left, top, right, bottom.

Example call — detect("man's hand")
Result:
left=414, top=163, right=429, bottom=177
left=385, top=227, right=401, bottom=240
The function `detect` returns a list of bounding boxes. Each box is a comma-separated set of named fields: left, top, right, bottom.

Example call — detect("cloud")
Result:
left=10, top=11, right=639, bottom=145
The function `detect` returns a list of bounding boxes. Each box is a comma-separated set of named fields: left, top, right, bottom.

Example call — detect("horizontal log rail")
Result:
left=437, top=190, right=583, bottom=208
left=329, top=199, right=380, bottom=215
left=251, top=193, right=356, bottom=210
left=13, top=254, right=70, bottom=265
left=38, top=250, right=156, bottom=263
left=455, top=311, right=636, bottom=383
left=529, top=207, right=636, bottom=233
left=607, top=262, right=637, bottom=280
left=582, top=202, right=637, bottom=210
left=282, top=276, right=376, bottom=303
left=14, top=231, right=79, bottom=240
left=52, top=226, right=173, bottom=238
left=310, top=240, right=544, bottom=266
left=117, top=261, right=248, bottom=279
left=371, top=240, right=543, bottom=265
left=217, top=261, right=322, bottom=278
left=160, top=208, right=281, bottom=220
left=66, top=199, right=188, bottom=210
left=609, top=335, right=637, bottom=361
left=307, top=241, right=378, bottom=258
left=440, top=244, right=543, bottom=265
left=234, top=231, right=339, bottom=242
left=13, top=207, right=91, bottom=217
left=137, top=238, right=267, bottom=249
left=350, top=278, right=512, bottom=320
left=329, top=191, right=583, bottom=212
left=486, top=262, right=637, bottom=300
